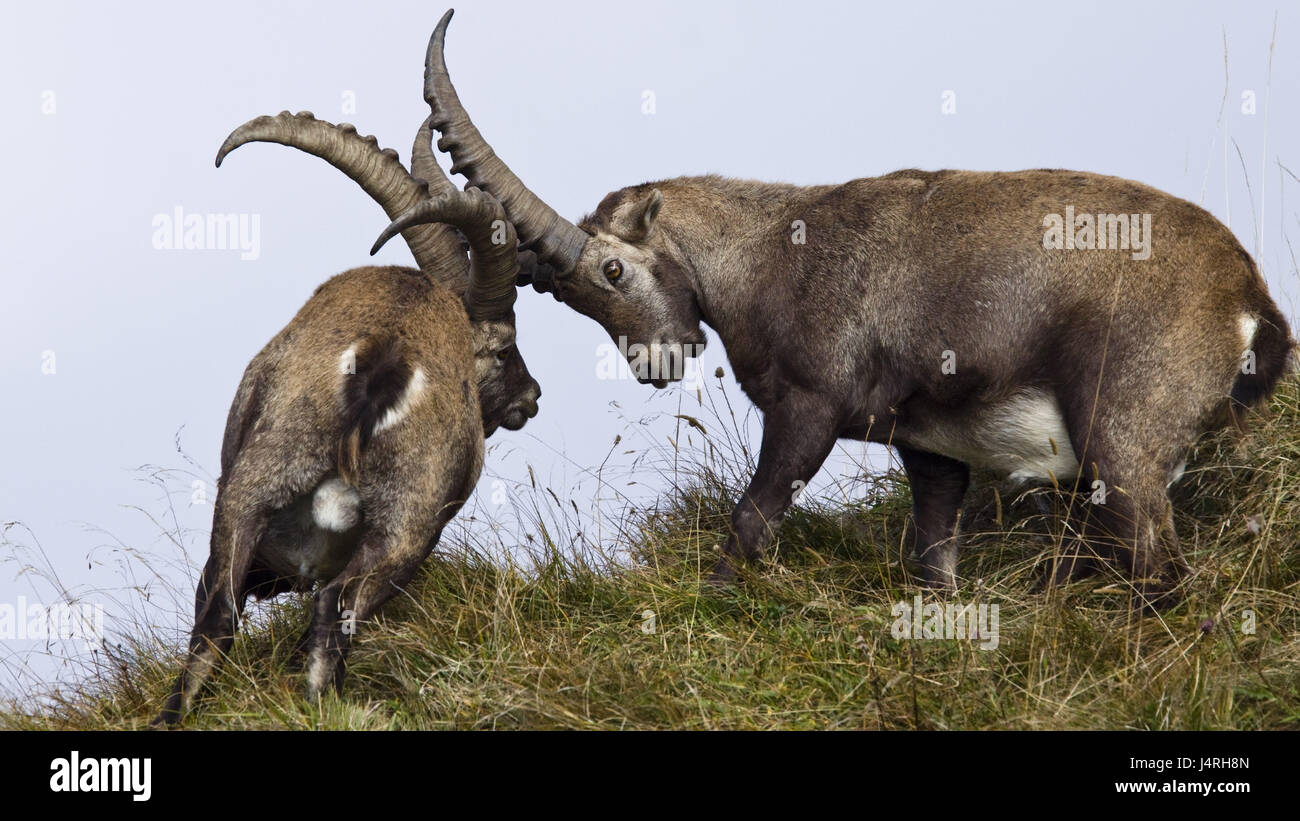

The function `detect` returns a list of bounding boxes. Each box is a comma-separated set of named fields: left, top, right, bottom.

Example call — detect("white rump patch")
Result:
left=339, top=344, right=358, bottom=374
left=312, top=477, right=361, bottom=532
left=906, top=389, right=1080, bottom=483
left=1167, top=459, right=1187, bottom=488
left=372, top=367, right=427, bottom=435
left=1238, top=313, right=1259, bottom=353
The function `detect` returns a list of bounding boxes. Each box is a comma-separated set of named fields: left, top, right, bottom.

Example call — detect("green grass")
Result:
left=4, top=377, right=1299, bottom=730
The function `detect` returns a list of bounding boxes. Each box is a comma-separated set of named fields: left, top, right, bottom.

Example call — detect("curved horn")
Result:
left=410, top=115, right=458, bottom=200
left=422, top=9, right=587, bottom=275
left=513, top=249, right=557, bottom=293
left=377, top=188, right=520, bottom=321
left=216, top=110, right=468, bottom=281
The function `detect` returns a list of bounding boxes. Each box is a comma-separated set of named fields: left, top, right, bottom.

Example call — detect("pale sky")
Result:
left=1, top=0, right=1295, bottom=696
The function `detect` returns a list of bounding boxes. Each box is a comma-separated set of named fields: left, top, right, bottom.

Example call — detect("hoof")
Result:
left=149, top=711, right=181, bottom=729
left=918, top=567, right=958, bottom=593
left=1033, top=549, right=1100, bottom=593
left=705, top=557, right=741, bottom=588
left=1131, top=579, right=1185, bottom=613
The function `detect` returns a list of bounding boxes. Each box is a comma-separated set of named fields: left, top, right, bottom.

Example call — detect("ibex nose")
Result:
left=525, top=381, right=541, bottom=418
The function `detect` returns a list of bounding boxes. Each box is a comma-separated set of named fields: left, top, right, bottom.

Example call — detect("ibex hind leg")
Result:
left=1038, top=489, right=1110, bottom=591
left=300, top=525, right=453, bottom=700
left=1072, top=475, right=1187, bottom=610
left=1041, top=539, right=1106, bottom=588
left=1058, top=401, right=1192, bottom=610
left=154, top=500, right=267, bottom=726
left=299, top=481, right=469, bottom=702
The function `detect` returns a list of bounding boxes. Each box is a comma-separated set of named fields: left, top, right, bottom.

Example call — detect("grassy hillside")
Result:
left=4, top=377, right=1298, bottom=730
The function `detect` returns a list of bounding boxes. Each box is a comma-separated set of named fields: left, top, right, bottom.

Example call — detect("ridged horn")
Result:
left=216, top=110, right=468, bottom=281
left=377, top=188, right=520, bottom=321
left=421, top=9, right=587, bottom=276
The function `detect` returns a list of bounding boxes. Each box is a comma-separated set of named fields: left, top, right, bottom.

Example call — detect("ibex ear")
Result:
left=616, top=189, right=663, bottom=242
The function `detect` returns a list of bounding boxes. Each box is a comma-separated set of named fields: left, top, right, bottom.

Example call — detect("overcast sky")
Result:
left=1, top=0, right=1296, bottom=696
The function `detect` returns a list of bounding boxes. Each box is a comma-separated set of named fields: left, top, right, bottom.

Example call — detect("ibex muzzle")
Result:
left=155, top=109, right=541, bottom=725
left=393, top=9, right=1296, bottom=608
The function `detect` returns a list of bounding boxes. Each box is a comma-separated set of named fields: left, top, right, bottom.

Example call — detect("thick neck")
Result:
left=651, top=176, right=827, bottom=343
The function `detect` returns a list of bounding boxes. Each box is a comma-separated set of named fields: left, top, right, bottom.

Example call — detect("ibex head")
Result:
left=219, top=110, right=541, bottom=435
left=374, top=10, right=705, bottom=388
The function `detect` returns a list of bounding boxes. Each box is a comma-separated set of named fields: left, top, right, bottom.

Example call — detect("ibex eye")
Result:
left=603, top=259, right=623, bottom=281
left=496, top=347, right=512, bottom=362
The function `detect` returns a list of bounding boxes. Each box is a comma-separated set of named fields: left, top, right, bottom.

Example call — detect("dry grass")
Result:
left=3, top=376, right=1298, bottom=730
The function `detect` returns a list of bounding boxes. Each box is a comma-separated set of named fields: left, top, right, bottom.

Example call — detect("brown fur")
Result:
left=421, top=24, right=1293, bottom=603
left=545, top=170, right=1292, bottom=607
left=154, top=265, right=539, bottom=724
left=422, top=9, right=1292, bottom=603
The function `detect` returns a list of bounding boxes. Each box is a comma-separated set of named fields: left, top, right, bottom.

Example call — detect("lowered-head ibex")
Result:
left=379, top=10, right=1296, bottom=607
left=155, top=110, right=541, bottom=725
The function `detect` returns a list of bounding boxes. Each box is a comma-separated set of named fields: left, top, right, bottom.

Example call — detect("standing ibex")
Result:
left=155, top=110, right=541, bottom=725
left=378, top=10, right=1295, bottom=607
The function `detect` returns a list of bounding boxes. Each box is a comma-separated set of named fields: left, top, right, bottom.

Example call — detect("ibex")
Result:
left=379, top=10, right=1296, bottom=607
left=156, top=109, right=541, bottom=725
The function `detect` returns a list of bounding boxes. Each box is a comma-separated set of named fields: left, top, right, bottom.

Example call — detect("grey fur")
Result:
left=418, top=16, right=1295, bottom=609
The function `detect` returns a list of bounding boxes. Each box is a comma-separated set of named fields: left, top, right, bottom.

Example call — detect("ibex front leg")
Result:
left=711, top=393, right=839, bottom=583
left=897, top=446, right=969, bottom=590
